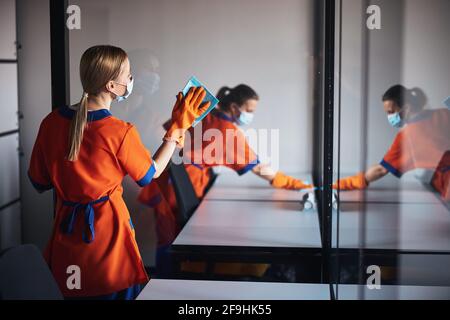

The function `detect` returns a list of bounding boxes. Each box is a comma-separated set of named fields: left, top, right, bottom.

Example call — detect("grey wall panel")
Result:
left=0, top=202, right=21, bottom=251
left=0, top=0, right=17, bottom=60
left=0, top=133, right=20, bottom=207
left=0, top=64, right=19, bottom=133
left=338, top=0, right=404, bottom=173
left=402, top=0, right=450, bottom=109
left=17, top=0, right=54, bottom=251
left=365, top=0, right=405, bottom=170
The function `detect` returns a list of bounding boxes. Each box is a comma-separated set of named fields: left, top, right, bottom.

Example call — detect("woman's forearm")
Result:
left=152, top=140, right=177, bottom=178
left=252, top=163, right=276, bottom=182
left=365, top=164, right=389, bottom=185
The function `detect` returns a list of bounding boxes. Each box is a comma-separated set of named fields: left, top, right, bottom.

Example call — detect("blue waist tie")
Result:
left=440, top=166, right=450, bottom=173
left=60, top=195, right=109, bottom=244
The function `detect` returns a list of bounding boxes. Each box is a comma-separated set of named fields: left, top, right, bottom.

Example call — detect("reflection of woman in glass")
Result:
left=335, top=85, right=450, bottom=202
left=111, top=48, right=162, bottom=138
left=139, top=84, right=313, bottom=277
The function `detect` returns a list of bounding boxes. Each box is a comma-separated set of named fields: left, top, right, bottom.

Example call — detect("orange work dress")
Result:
left=28, top=105, right=156, bottom=297
left=380, top=108, right=450, bottom=201
left=138, top=110, right=260, bottom=247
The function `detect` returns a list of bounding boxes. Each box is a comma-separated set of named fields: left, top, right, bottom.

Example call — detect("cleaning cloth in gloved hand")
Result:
left=182, top=76, right=219, bottom=127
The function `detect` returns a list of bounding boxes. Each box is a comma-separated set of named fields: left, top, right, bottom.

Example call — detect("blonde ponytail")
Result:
left=67, top=93, right=89, bottom=161
left=67, top=45, right=128, bottom=161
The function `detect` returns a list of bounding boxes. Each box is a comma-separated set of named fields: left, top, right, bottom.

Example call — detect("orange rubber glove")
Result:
left=164, top=87, right=211, bottom=148
left=333, top=172, right=368, bottom=191
left=271, top=172, right=314, bottom=190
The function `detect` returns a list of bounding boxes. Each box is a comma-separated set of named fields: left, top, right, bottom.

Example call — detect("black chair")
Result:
left=168, top=161, right=200, bottom=227
left=0, top=244, right=63, bottom=300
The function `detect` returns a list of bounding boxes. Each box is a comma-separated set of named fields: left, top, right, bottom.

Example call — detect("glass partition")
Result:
left=54, top=0, right=450, bottom=299
left=67, top=0, right=325, bottom=286
left=333, top=0, right=450, bottom=300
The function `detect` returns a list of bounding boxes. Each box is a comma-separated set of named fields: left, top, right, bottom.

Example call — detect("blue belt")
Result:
left=60, top=195, right=109, bottom=244
left=440, top=166, right=450, bottom=173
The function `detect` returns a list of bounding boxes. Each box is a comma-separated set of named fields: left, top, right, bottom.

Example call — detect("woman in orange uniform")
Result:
left=27, top=45, right=210, bottom=299
left=138, top=84, right=313, bottom=276
left=335, top=85, right=449, bottom=202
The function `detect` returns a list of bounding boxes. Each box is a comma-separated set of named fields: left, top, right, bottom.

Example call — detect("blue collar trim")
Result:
left=212, top=110, right=235, bottom=123
left=59, top=105, right=112, bottom=122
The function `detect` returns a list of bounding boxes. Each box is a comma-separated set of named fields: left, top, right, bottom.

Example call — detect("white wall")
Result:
left=365, top=0, right=404, bottom=170
left=68, top=0, right=314, bottom=172
left=402, top=0, right=450, bottom=109
left=338, top=0, right=404, bottom=174
left=336, top=0, right=365, bottom=174
left=17, top=0, right=54, bottom=251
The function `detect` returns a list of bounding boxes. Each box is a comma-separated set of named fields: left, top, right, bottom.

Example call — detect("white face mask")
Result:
left=237, top=111, right=254, bottom=126
left=113, top=77, right=134, bottom=102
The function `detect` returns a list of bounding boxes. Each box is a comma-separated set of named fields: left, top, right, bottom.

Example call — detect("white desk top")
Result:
left=204, top=186, right=309, bottom=202
left=137, top=279, right=330, bottom=300
left=338, top=175, right=441, bottom=204
left=173, top=200, right=322, bottom=248
left=204, top=171, right=312, bottom=202
left=137, top=280, right=449, bottom=300
left=333, top=202, right=450, bottom=252
left=209, top=171, right=442, bottom=204
left=336, top=284, right=450, bottom=300
left=212, top=170, right=312, bottom=188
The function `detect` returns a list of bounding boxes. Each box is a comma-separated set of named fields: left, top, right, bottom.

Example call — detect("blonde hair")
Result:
left=68, top=45, right=128, bottom=161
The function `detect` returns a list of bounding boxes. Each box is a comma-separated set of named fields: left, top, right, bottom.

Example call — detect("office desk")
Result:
left=137, top=279, right=330, bottom=300
left=204, top=172, right=312, bottom=202
left=333, top=202, right=450, bottom=253
left=173, top=200, right=321, bottom=251
left=336, top=284, right=450, bottom=300
left=171, top=170, right=321, bottom=269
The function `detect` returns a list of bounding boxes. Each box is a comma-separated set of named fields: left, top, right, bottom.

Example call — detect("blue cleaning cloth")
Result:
left=444, top=96, right=450, bottom=109
left=182, top=76, right=219, bottom=127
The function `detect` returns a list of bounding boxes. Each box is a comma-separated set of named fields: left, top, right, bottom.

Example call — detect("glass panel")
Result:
left=335, top=0, right=450, bottom=300
left=67, top=0, right=325, bottom=292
